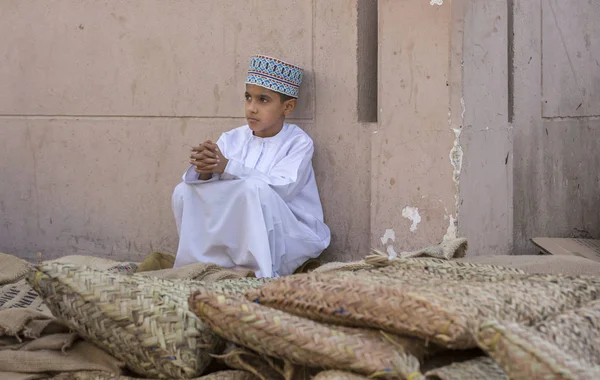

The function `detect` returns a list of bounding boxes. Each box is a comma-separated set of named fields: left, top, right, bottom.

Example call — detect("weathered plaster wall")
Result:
left=0, top=0, right=372, bottom=262
left=512, top=0, right=600, bottom=254
left=372, top=0, right=456, bottom=255
left=457, top=0, right=513, bottom=256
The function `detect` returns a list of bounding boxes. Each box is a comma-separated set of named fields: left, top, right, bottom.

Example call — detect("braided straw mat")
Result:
left=214, top=343, right=321, bottom=380
left=312, top=371, right=369, bottom=379
left=248, top=270, right=600, bottom=349
left=424, top=357, right=506, bottom=380
left=50, top=370, right=257, bottom=380
left=358, top=256, right=526, bottom=283
left=477, top=320, right=600, bottom=379
left=312, top=238, right=469, bottom=274
left=30, top=262, right=268, bottom=379
left=189, top=289, right=424, bottom=379
left=532, top=299, right=600, bottom=366
left=212, top=343, right=284, bottom=380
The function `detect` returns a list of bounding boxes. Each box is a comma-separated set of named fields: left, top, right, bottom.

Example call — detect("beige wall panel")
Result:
left=310, top=0, right=372, bottom=262
left=541, top=0, right=600, bottom=118
left=0, top=0, right=314, bottom=118
left=373, top=0, right=456, bottom=253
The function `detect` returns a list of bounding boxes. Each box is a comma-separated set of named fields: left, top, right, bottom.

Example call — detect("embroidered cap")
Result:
left=245, top=55, right=303, bottom=98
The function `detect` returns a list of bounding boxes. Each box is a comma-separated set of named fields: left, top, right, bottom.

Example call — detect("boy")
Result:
left=172, top=55, right=331, bottom=278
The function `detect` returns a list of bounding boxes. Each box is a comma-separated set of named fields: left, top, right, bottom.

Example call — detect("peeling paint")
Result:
left=386, top=245, right=398, bottom=260
left=443, top=214, right=458, bottom=241
left=430, top=0, right=443, bottom=5
left=380, top=228, right=396, bottom=245
left=448, top=98, right=464, bottom=230
left=450, top=128, right=463, bottom=191
left=402, top=207, right=421, bottom=233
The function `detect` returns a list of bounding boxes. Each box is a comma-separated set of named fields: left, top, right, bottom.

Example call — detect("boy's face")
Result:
left=244, top=84, right=296, bottom=137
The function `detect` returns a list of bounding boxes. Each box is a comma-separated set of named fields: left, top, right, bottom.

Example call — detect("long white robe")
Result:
left=172, top=123, right=331, bottom=277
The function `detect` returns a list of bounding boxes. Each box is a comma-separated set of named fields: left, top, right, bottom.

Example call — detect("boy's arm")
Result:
left=212, top=137, right=314, bottom=202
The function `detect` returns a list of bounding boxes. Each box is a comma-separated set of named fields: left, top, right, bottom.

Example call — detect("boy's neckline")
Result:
left=251, top=123, right=289, bottom=140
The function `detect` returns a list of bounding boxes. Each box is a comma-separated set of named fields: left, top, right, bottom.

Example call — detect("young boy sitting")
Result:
left=172, top=55, right=331, bottom=278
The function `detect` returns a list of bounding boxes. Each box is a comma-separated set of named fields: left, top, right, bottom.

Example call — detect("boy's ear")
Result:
left=283, top=99, right=297, bottom=116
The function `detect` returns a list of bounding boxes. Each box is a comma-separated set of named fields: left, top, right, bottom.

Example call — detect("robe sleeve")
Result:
left=224, top=136, right=314, bottom=202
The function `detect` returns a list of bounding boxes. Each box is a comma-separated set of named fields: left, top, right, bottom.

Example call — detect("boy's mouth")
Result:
left=247, top=117, right=260, bottom=123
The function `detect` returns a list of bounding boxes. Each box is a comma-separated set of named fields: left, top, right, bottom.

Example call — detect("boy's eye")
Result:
left=260, top=97, right=268, bottom=103
left=245, top=95, right=251, bottom=101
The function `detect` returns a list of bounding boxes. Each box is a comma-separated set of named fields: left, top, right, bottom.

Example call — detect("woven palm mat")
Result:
left=50, top=370, right=258, bottom=380
left=248, top=272, right=600, bottom=349
left=135, top=262, right=254, bottom=282
left=312, top=371, right=369, bottom=379
left=528, top=299, right=600, bottom=366
left=424, top=357, right=506, bottom=380
left=313, top=239, right=469, bottom=274
left=354, top=257, right=526, bottom=284
left=0, top=259, right=138, bottom=318
left=213, top=342, right=319, bottom=380
left=477, top=320, right=600, bottom=379
left=44, top=256, right=139, bottom=274
left=212, top=343, right=284, bottom=380
left=31, top=262, right=245, bottom=379
left=190, top=288, right=424, bottom=379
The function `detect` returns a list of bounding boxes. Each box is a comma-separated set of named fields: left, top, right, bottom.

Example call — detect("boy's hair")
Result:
left=278, top=92, right=295, bottom=103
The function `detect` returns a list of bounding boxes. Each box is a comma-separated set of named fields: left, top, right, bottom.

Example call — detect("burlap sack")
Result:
left=135, top=252, right=176, bottom=273
left=0, top=279, right=52, bottom=316
left=0, top=372, right=48, bottom=380
left=0, top=309, right=63, bottom=338
left=477, top=320, right=600, bottom=379
left=0, top=340, right=124, bottom=374
left=397, top=238, right=468, bottom=260
left=249, top=272, right=600, bottom=349
left=1, top=332, right=78, bottom=351
left=190, top=289, right=424, bottom=379
left=0, top=253, right=33, bottom=285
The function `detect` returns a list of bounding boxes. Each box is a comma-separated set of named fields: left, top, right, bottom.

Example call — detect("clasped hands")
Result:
left=189, top=140, right=228, bottom=175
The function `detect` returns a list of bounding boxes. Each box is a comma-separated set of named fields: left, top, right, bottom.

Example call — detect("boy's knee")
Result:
left=240, top=178, right=271, bottom=192
left=172, top=182, right=190, bottom=203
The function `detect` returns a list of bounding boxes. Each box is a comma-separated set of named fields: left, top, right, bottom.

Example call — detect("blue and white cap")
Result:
left=245, top=55, right=303, bottom=98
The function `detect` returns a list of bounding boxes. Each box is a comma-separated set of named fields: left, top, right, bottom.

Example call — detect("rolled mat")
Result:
left=534, top=299, right=600, bottom=366
left=50, top=370, right=258, bottom=380
left=189, top=288, right=424, bottom=379
left=477, top=320, right=600, bottom=379
left=248, top=272, right=600, bottom=349
left=424, top=357, right=506, bottom=380
left=312, top=370, right=369, bottom=379
left=30, top=263, right=265, bottom=378
left=212, top=342, right=284, bottom=380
